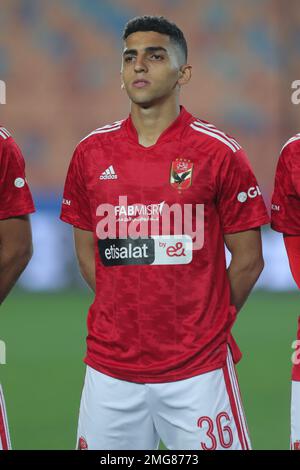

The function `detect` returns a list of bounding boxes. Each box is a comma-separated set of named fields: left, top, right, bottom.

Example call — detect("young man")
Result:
left=60, top=16, right=270, bottom=450
left=271, top=134, right=300, bottom=450
left=0, top=126, right=35, bottom=450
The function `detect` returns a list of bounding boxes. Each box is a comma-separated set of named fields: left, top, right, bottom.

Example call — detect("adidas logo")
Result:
left=100, top=165, right=118, bottom=180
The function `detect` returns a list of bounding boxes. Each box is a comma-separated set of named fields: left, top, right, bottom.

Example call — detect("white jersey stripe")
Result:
left=190, top=124, right=238, bottom=153
left=281, top=135, right=300, bottom=152
left=192, top=120, right=241, bottom=150
left=80, top=126, right=121, bottom=143
left=91, top=127, right=121, bottom=135
left=281, top=136, right=300, bottom=151
left=202, top=122, right=241, bottom=150
left=0, top=130, right=7, bottom=140
left=227, top=350, right=251, bottom=449
left=0, top=128, right=10, bottom=137
left=94, top=121, right=124, bottom=131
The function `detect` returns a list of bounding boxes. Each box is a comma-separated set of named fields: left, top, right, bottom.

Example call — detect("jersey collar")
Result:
left=124, top=105, right=192, bottom=148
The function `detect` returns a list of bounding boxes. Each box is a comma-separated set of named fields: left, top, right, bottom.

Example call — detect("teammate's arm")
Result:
left=73, top=227, right=95, bottom=292
left=283, top=234, right=300, bottom=289
left=0, top=215, right=33, bottom=305
left=224, top=227, right=264, bottom=313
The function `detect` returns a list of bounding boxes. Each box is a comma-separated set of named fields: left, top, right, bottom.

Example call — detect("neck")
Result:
left=130, top=98, right=181, bottom=147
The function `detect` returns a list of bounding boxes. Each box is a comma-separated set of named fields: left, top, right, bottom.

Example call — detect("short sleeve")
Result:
left=271, top=146, right=300, bottom=235
left=216, top=148, right=270, bottom=233
left=60, top=145, right=93, bottom=231
left=0, top=138, right=35, bottom=220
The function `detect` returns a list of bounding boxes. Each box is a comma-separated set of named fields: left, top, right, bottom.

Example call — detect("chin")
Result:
left=130, top=96, right=155, bottom=107
left=130, top=93, right=165, bottom=107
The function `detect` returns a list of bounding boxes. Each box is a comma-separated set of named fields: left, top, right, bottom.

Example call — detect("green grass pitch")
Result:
left=0, top=290, right=298, bottom=450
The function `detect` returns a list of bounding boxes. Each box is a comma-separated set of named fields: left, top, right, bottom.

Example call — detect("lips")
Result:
left=132, top=80, right=150, bottom=88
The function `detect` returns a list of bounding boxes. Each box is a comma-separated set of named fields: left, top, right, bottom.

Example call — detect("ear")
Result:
left=178, top=64, right=192, bottom=86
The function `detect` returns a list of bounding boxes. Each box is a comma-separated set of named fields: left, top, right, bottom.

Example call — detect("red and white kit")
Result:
left=61, top=106, right=270, bottom=449
left=0, top=126, right=35, bottom=450
left=271, top=134, right=300, bottom=450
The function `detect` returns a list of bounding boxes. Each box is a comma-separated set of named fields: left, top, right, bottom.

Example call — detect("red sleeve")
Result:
left=59, top=145, right=93, bottom=231
left=0, top=137, right=35, bottom=220
left=216, top=148, right=270, bottom=233
left=271, top=145, right=300, bottom=235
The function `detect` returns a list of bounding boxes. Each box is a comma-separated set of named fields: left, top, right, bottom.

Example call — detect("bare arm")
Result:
left=0, top=215, right=33, bottom=305
left=224, top=228, right=264, bottom=313
left=73, top=227, right=96, bottom=292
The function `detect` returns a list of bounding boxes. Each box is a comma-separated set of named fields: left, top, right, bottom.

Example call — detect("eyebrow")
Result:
left=123, top=46, right=168, bottom=57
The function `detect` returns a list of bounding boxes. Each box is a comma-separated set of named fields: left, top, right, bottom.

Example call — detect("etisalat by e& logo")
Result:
left=94, top=196, right=205, bottom=267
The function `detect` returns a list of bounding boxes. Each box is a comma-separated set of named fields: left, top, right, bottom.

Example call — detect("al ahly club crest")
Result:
left=170, top=158, right=193, bottom=191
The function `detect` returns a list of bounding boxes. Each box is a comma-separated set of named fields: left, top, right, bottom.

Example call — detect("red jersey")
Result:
left=271, top=135, right=300, bottom=235
left=271, top=135, right=300, bottom=382
left=60, top=105, right=270, bottom=383
left=0, top=127, right=35, bottom=219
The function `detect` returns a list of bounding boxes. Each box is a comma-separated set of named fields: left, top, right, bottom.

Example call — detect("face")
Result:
left=120, top=31, right=190, bottom=106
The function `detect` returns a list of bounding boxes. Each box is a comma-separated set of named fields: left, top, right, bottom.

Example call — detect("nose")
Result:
left=134, top=54, right=148, bottom=73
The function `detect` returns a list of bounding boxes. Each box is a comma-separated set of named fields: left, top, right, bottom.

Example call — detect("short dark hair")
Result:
left=122, top=15, right=188, bottom=63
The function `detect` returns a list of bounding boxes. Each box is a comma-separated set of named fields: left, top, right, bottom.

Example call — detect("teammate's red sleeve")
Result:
left=284, top=235, right=300, bottom=289
left=216, top=148, right=270, bottom=233
left=271, top=145, right=300, bottom=235
left=60, top=145, right=93, bottom=231
left=0, top=137, right=35, bottom=220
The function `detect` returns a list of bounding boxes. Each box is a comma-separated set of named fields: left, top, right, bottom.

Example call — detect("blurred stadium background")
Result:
left=0, top=0, right=299, bottom=450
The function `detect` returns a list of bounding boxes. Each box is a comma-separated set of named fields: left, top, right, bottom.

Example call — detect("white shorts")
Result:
left=76, top=347, right=251, bottom=450
left=0, top=384, right=11, bottom=450
left=291, top=381, right=300, bottom=450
